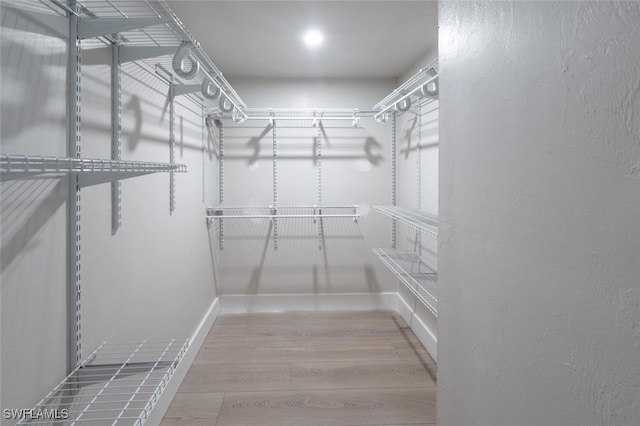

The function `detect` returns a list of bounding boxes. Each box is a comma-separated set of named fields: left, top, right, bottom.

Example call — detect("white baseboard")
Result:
left=397, top=293, right=437, bottom=362
left=146, top=297, right=221, bottom=425
left=219, top=292, right=398, bottom=313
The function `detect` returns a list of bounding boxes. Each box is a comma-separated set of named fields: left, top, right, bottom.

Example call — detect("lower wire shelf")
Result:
left=17, top=340, right=188, bottom=425
left=374, top=248, right=438, bottom=316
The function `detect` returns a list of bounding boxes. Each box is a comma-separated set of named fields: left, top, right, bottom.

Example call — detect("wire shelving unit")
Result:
left=373, top=248, right=438, bottom=316
left=373, top=58, right=439, bottom=122
left=210, top=108, right=375, bottom=127
left=69, top=0, right=246, bottom=113
left=372, top=205, right=438, bottom=240
left=0, top=154, right=186, bottom=185
left=16, top=340, right=188, bottom=425
left=207, top=203, right=360, bottom=222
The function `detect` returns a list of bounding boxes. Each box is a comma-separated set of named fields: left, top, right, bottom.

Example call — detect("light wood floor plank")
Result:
left=163, top=310, right=436, bottom=425
left=178, top=363, right=292, bottom=393
left=215, top=388, right=436, bottom=426
left=291, top=360, right=436, bottom=390
left=161, top=392, right=224, bottom=425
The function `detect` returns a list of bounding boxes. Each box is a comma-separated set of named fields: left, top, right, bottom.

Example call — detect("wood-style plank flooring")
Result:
left=161, top=310, right=436, bottom=425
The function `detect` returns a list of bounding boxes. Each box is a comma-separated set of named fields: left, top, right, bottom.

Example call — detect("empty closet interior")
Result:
left=1, top=1, right=439, bottom=423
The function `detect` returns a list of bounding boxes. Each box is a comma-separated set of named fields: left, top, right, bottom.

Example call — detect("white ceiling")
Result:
left=167, top=1, right=438, bottom=80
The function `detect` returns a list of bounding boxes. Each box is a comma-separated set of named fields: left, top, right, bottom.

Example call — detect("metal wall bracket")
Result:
left=173, top=84, right=201, bottom=97
left=120, top=45, right=178, bottom=63
left=78, top=17, right=171, bottom=39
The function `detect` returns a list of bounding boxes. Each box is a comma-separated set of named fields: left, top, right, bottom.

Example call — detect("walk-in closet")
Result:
left=2, top=1, right=640, bottom=425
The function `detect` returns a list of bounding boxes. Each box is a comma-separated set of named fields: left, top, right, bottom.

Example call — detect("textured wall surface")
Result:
left=438, top=2, right=640, bottom=425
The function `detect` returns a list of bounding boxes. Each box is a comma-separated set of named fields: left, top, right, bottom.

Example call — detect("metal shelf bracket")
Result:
left=77, top=16, right=171, bottom=39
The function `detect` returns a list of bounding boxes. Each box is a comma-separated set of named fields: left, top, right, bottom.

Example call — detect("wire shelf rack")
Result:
left=373, top=58, right=439, bottom=121
left=16, top=340, right=188, bottom=425
left=206, top=203, right=360, bottom=221
left=373, top=205, right=438, bottom=239
left=209, top=108, right=375, bottom=127
left=374, top=248, right=438, bottom=316
left=69, top=0, right=245, bottom=111
left=0, top=154, right=186, bottom=175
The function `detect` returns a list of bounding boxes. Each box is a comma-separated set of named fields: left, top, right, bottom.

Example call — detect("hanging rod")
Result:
left=209, top=108, right=377, bottom=124
left=206, top=204, right=360, bottom=224
left=373, top=59, right=439, bottom=122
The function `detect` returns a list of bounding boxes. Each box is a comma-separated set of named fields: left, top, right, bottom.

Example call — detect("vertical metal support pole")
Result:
left=316, top=123, right=323, bottom=251
left=415, top=103, right=422, bottom=253
left=169, top=78, right=176, bottom=214
left=272, top=120, right=278, bottom=250
left=218, top=121, right=224, bottom=250
left=201, top=106, right=205, bottom=203
left=111, top=38, right=122, bottom=234
left=391, top=112, right=397, bottom=249
left=67, top=1, right=82, bottom=371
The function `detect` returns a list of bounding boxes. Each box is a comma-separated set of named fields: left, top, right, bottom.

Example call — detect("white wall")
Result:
left=1, top=3, right=218, bottom=417
left=438, top=2, right=640, bottom=425
left=214, top=78, right=400, bottom=305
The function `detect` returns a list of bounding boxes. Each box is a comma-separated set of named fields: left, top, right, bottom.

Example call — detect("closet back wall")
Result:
left=1, top=6, right=218, bottom=414
left=216, top=78, right=399, bottom=305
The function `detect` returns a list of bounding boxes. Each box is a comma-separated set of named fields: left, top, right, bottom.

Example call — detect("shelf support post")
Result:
left=218, top=121, right=224, bottom=250
left=67, top=0, right=82, bottom=371
left=391, top=112, right=397, bottom=249
left=111, top=36, right=122, bottom=234
left=316, top=122, right=323, bottom=251
left=415, top=102, right=422, bottom=254
left=272, top=116, right=278, bottom=250
left=169, top=77, right=176, bottom=214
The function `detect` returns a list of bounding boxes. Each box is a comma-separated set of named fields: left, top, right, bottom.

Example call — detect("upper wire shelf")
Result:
left=67, top=0, right=246, bottom=113
left=207, top=203, right=360, bottom=222
left=16, top=340, right=188, bottom=425
left=209, top=108, right=377, bottom=127
left=374, top=248, right=438, bottom=316
left=0, top=154, right=186, bottom=186
left=373, top=58, right=439, bottom=122
left=373, top=205, right=438, bottom=239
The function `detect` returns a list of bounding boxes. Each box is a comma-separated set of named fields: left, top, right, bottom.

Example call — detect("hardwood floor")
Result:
left=161, top=310, right=436, bottom=425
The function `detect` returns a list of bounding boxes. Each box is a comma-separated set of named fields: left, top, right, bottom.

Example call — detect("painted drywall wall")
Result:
left=213, top=78, right=400, bottom=302
left=1, top=3, right=69, bottom=418
left=1, top=3, right=218, bottom=416
left=394, top=48, right=439, bottom=359
left=438, top=1, right=640, bottom=425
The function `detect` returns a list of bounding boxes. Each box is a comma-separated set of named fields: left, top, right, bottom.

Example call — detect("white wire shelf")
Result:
left=373, top=58, right=439, bottom=121
left=206, top=203, right=360, bottom=221
left=374, top=248, right=438, bottom=316
left=67, top=0, right=246, bottom=112
left=373, top=205, right=438, bottom=239
left=209, top=108, right=377, bottom=127
left=16, top=340, right=188, bottom=425
left=0, top=154, right=186, bottom=186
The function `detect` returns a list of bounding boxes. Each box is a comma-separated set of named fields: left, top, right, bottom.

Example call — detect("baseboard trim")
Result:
left=396, top=294, right=437, bottom=362
left=146, top=297, right=221, bottom=425
left=219, top=293, right=399, bottom=313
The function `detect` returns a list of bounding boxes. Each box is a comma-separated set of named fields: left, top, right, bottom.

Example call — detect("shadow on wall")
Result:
left=225, top=123, right=385, bottom=165
left=0, top=178, right=67, bottom=275
left=0, top=6, right=67, bottom=142
left=214, top=216, right=382, bottom=295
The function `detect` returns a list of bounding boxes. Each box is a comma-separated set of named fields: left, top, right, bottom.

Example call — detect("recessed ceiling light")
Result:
left=303, top=29, right=324, bottom=48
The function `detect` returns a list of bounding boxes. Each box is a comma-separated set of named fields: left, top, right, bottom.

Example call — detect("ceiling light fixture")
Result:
left=303, top=29, right=324, bottom=48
